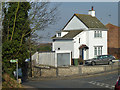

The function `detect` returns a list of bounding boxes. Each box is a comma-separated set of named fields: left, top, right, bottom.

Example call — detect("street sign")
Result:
left=10, top=59, right=19, bottom=83
left=10, top=59, right=18, bottom=63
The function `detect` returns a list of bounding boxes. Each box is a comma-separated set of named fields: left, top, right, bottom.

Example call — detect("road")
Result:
left=22, top=70, right=119, bottom=89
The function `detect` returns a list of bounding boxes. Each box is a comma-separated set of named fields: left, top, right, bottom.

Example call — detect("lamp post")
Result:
left=10, top=59, right=18, bottom=82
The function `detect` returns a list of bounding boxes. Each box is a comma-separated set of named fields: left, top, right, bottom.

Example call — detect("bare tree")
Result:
left=20, top=2, right=60, bottom=45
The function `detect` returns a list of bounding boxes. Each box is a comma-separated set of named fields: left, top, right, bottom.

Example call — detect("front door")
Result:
left=80, top=49, right=84, bottom=60
left=82, top=49, right=84, bottom=60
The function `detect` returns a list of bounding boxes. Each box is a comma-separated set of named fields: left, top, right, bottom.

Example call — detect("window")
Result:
left=94, top=47, right=97, bottom=56
left=94, top=31, right=102, bottom=38
left=94, top=46, right=102, bottom=56
left=79, top=38, right=80, bottom=43
left=58, top=48, right=60, bottom=50
left=94, top=31, right=96, bottom=37
left=58, top=33, right=61, bottom=37
left=98, top=47, right=100, bottom=55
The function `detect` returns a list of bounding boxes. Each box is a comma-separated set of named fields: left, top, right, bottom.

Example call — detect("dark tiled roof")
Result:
left=52, top=30, right=83, bottom=39
left=75, top=14, right=107, bottom=29
left=62, top=30, right=83, bottom=39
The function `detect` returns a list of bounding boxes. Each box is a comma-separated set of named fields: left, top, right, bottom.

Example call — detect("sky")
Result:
left=37, top=2, right=118, bottom=43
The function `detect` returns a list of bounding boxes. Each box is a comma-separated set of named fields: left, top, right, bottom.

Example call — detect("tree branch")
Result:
left=10, top=2, right=20, bottom=41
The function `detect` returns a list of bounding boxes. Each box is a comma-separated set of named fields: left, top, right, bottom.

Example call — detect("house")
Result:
left=106, top=23, right=120, bottom=59
left=52, top=6, right=108, bottom=62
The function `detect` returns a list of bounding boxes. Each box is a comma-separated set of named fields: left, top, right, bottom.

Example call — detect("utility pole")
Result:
left=29, top=35, right=32, bottom=77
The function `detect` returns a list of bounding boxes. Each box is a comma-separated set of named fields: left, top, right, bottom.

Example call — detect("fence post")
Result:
left=56, top=68, right=58, bottom=77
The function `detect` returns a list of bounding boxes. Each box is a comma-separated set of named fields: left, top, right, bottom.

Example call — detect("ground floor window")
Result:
left=94, top=46, right=102, bottom=56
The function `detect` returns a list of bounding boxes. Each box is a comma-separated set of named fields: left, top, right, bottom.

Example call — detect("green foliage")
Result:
left=2, top=2, right=31, bottom=75
left=37, top=46, right=52, bottom=52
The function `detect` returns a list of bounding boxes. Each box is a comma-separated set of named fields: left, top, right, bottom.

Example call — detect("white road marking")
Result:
left=105, top=85, right=109, bottom=88
left=88, top=81, right=115, bottom=89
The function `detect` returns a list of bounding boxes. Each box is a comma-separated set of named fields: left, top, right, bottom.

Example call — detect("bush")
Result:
left=2, top=73, right=23, bottom=88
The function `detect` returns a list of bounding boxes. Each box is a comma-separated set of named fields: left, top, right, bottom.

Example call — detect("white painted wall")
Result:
left=73, top=31, right=87, bottom=59
left=88, top=10, right=95, bottom=17
left=38, top=52, right=55, bottom=66
left=52, top=30, right=107, bottom=60
left=32, top=52, right=39, bottom=63
left=88, top=30, right=107, bottom=59
left=56, top=31, right=68, bottom=37
left=61, top=32, right=68, bottom=37
left=63, top=16, right=88, bottom=30
left=52, top=40, right=74, bottom=57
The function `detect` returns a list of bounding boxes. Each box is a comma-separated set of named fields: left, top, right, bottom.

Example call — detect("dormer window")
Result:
left=58, top=33, right=61, bottom=37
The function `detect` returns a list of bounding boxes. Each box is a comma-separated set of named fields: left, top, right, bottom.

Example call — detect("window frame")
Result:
left=94, top=46, right=103, bottom=57
left=58, top=33, right=61, bottom=37
left=94, top=30, right=102, bottom=38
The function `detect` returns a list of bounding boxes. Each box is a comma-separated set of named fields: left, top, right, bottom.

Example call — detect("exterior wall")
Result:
left=38, top=52, right=55, bottom=66
left=106, top=24, right=120, bottom=59
left=32, top=62, right=118, bottom=78
left=32, top=52, right=39, bottom=63
left=61, top=32, right=68, bottom=37
left=88, top=10, right=95, bottom=17
left=56, top=32, right=68, bottom=37
left=52, top=40, right=74, bottom=58
left=32, top=51, right=71, bottom=67
left=64, top=16, right=88, bottom=30
left=52, top=30, right=107, bottom=60
left=73, top=31, right=87, bottom=59
left=88, top=30, right=107, bottom=59
left=107, top=24, right=119, bottom=48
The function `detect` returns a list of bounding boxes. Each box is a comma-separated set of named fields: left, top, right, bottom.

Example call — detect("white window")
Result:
left=94, top=47, right=97, bottom=56
left=58, top=33, right=61, bottom=37
left=94, top=46, right=102, bottom=56
left=94, top=31, right=102, bottom=38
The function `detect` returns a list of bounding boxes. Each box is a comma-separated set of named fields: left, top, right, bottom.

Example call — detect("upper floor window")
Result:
left=79, top=38, right=80, bottom=43
left=94, top=31, right=102, bottom=38
left=58, top=33, right=61, bottom=37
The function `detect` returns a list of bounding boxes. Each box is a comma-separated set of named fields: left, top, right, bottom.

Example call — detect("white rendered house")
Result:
left=52, top=7, right=108, bottom=60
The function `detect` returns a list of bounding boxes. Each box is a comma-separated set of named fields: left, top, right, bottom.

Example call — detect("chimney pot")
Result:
left=92, top=6, right=93, bottom=10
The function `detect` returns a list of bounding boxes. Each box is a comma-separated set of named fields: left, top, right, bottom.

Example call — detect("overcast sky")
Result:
left=37, top=2, right=118, bottom=43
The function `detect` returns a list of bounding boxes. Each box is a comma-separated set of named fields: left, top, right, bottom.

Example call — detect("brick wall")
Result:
left=106, top=23, right=119, bottom=48
left=106, top=24, right=120, bottom=59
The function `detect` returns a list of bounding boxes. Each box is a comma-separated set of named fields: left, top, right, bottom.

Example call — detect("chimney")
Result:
left=88, top=6, right=95, bottom=17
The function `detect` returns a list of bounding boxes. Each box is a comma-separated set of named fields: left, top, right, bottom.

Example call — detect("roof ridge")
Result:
left=106, top=23, right=120, bottom=28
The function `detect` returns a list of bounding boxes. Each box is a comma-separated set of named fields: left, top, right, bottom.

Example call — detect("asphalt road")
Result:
left=22, top=70, right=119, bottom=89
